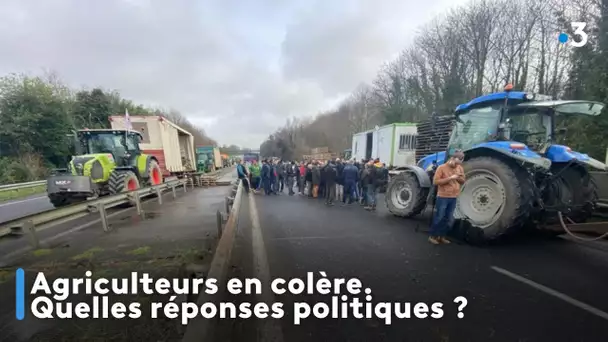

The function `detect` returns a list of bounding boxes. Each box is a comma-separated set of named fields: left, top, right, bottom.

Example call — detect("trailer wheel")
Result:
left=455, top=157, right=534, bottom=242
left=385, top=172, right=429, bottom=218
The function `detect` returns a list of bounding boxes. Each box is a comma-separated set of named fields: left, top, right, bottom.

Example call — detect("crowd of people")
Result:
left=235, top=150, right=466, bottom=245
left=236, top=158, right=390, bottom=210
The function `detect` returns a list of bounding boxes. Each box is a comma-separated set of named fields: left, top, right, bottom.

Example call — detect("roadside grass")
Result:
left=0, top=184, right=46, bottom=202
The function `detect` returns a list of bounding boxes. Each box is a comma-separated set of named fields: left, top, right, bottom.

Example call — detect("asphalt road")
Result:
left=217, top=190, right=608, bottom=342
left=0, top=195, right=53, bottom=224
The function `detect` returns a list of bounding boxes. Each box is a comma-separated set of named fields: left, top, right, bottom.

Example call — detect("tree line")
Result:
left=260, top=0, right=608, bottom=162
left=0, top=72, right=217, bottom=184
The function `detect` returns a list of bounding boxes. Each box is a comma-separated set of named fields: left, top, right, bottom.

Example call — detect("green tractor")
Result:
left=47, top=129, right=164, bottom=208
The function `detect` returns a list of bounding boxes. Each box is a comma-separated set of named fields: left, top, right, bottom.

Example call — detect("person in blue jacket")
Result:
left=236, top=159, right=250, bottom=193
left=342, top=159, right=359, bottom=205
left=270, top=160, right=278, bottom=194
left=261, top=159, right=272, bottom=195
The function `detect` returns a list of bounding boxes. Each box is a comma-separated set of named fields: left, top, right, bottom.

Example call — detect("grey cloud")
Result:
left=0, top=0, right=466, bottom=147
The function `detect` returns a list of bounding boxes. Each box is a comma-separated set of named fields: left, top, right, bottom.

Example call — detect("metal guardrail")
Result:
left=0, top=168, right=229, bottom=194
left=0, top=178, right=192, bottom=245
left=0, top=180, right=46, bottom=192
left=182, top=179, right=243, bottom=342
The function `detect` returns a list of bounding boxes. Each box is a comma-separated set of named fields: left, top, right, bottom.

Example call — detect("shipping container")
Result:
left=351, top=123, right=417, bottom=167
left=109, top=115, right=196, bottom=175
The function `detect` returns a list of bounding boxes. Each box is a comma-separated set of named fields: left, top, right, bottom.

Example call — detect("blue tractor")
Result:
left=385, top=87, right=607, bottom=243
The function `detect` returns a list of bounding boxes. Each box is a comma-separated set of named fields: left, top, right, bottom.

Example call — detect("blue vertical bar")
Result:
left=16, top=268, right=24, bottom=320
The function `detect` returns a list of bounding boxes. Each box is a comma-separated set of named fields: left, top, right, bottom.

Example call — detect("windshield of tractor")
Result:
left=449, top=103, right=502, bottom=151
left=84, top=133, right=127, bottom=155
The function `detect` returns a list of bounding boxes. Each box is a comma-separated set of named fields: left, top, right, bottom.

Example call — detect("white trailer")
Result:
left=350, top=123, right=417, bottom=168
left=109, top=115, right=196, bottom=175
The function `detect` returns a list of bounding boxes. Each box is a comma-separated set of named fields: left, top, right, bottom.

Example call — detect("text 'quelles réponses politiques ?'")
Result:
left=16, top=269, right=469, bottom=325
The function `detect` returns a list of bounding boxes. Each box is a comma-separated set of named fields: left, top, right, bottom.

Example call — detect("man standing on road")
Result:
left=312, top=161, right=321, bottom=198
left=298, top=162, right=306, bottom=195
left=236, top=159, right=250, bottom=193
left=286, top=161, right=297, bottom=195
left=270, top=160, right=279, bottom=194
left=342, top=160, right=358, bottom=205
left=359, top=161, right=369, bottom=206
left=364, top=159, right=382, bottom=211
left=429, top=150, right=465, bottom=245
left=323, top=160, right=337, bottom=205
left=335, top=158, right=345, bottom=203
left=261, top=159, right=272, bottom=195
left=277, top=160, right=286, bottom=193
left=249, top=160, right=261, bottom=191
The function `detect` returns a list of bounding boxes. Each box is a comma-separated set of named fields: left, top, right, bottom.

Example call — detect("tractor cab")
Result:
left=76, top=129, right=143, bottom=168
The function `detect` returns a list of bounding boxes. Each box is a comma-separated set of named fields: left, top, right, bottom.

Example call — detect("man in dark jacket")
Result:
left=261, top=159, right=272, bottom=195
left=365, top=160, right=382, bottom=211
left=277, top=160, right=285, bottom=193
left=343, top=160, right=359, bottom=204
left=285, top=161, right=297, bottom=195
left=319, top=161, right=326, bottom=199
left=323, top=161, right=337, bottom=205
left=270, top=160, right=278, bottom=194
left=359, top=161, right=368, bottom=206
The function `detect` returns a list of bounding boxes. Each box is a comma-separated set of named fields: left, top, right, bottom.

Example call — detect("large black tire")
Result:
left=552, top=166, right=598, bottom=222
left=49, top=195, right=70, bottom=208
left=455, top=157, right=534, bottom=243
left=108, top=171, right=140, bottom=194
left=385, top=172, right=429, bottom=218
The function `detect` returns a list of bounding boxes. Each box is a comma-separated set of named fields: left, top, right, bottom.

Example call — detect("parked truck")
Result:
left=351, top=123, right=418, bottom=168
left=196, top=146, right=222, bottom=172
left=109, top=115, right=196, bottom=176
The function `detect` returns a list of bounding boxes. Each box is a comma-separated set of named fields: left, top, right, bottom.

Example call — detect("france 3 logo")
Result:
left=558, top=22, right=588, bottom=47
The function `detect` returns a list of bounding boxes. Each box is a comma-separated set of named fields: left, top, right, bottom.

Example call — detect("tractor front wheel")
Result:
left=385, top=172, right=429, bottom=218
left=455, top=157, right=533, bottom=243
left=108, top=170, right=140, bottom=206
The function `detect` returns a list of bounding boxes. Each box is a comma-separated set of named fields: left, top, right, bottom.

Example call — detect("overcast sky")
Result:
left=0, top=0, right=469, bottom=148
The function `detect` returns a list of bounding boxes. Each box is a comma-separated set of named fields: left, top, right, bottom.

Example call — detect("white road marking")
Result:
left=249, top=192, right=284, bottom=342
left=491, top=266, right=608, bottom=321
left=0, top=196, right=47, bottom=207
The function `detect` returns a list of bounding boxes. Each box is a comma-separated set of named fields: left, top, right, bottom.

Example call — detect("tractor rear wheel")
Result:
left=555, top=167, right=598, bottom=222
left=147, top=159, right=163, bottom=186
left=385, top=172, right=429, bottom=218
left=455, top=157, right=534, bottom=243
